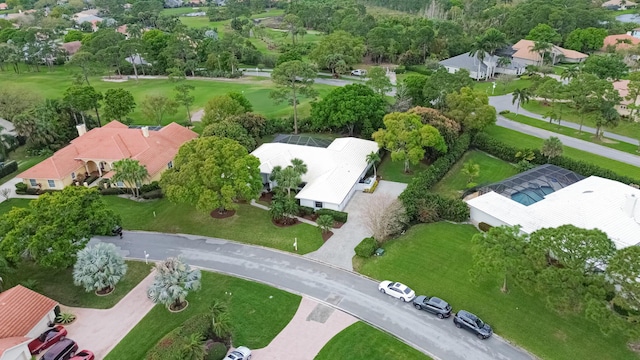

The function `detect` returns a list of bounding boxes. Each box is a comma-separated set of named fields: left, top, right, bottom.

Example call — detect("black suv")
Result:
left=453, top=310, right=492, bottom=339
left=412, top=295, right=452, bottom=319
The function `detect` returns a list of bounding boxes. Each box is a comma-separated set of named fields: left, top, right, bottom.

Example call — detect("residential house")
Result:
left=439, top=52, right=526, bottom=80
left=18, top=121, right=198, bottom=190
left=251, top=137, right=379, bottom=211
left=602, top=0, right=637, bottom=10
left=601, top=34, right=640, bottom=52
left=0, top=3, right=8, bottom=10
left=0, top=285, right=59, bottom=360
left=511, top=39, right=588, bottom=65
left=613, top=80, right=640, bottom=118
left=116, top=24, right=128, bottom=38
left=628, top=27, right=640, bottom=39
left=60, top=40, right=82, bottom=58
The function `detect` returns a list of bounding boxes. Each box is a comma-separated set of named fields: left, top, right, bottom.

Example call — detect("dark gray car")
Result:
left=453, top=310, right=492, bottom=339
left=412, top=295, right=452, bottom=319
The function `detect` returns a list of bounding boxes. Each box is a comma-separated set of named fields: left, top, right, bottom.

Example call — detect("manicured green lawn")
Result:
left=175, top=8, right=285, bottom=29
left=0, top=68, right=333, bottom=126
left=0, top=146, right=47, bottom=186
left=503, top=112, right=640, bottom=155
left=431, top=150, right=518, bottom=198
left=522, top=100, right=640, bottom=141
left=102, top=197, right=324, bottom=254
left=475, top=78, right=533, bottom=97
left=10, top=260, right=152, bottom=309
left=105, top=271, right=301, bottom=360
left=484, top=125, right=640, bottom=176
left=0, top=198, right=30, bottom=214
left=377, top=152, right=429, bottom=183
left=315, top=322, right=431, bottom=360
left=357, top=222, right=638, bottom=360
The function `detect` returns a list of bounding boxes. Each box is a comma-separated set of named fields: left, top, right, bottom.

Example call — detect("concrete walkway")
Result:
left=489, top=94, right=640, bottom=146
left=0, top=177, right=39, bottom=204
left=251, top=297, right=357, bottom=359
left=305, top=181, right=407, bottom=270
left=60, top=270, right=156, bottom=359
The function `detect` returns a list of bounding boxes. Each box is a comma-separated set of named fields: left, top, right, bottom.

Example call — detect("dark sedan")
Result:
left=412, top=295, right=452, bottom=319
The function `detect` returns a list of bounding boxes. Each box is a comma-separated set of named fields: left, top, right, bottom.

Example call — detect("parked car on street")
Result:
left=412, top=295, right=452, bottom=319
left=351, top=69, right=367, bottom=76
left=378, top=280, right=415, bottom=302
left=42, top=338, right=78, bottom=360
left=453, top=310, right=493, bottom=339
left=28, top=325, right=67, bottom=354
left=70, top=350, right=95, bottom=360
left=224, top=346, right=252, bottom=360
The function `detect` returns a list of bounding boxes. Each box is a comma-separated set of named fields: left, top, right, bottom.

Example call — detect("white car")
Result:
left=351, top=69, right=367, bottom=76
left=224, top=346, right=252, bottom=360
left=378, top=280, right=416, bottom=302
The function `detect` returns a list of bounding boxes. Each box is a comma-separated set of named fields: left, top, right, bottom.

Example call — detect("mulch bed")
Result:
left=259, top=192, right=274, bottom=205
left=272, top=218, right=300, bottom=227
left=322, top=231, right=334, bottom=242
left=95, top=286, right=114, bottom=296
left=332, top=221, right=345, bottom=229
left=302, top=213, right=319, bottom=222
left=210, top=210, right=236, bottom=219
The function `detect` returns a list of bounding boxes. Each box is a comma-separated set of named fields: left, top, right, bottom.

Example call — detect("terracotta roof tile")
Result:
left=602, top=34, right=640, bottom=51
left=0, top=285, right=58, bottom=338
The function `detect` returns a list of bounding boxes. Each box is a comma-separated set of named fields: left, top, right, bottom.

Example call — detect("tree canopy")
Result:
left=445, top=87, right=496, bottom=131
left=270, top=60, right=317, bottom=134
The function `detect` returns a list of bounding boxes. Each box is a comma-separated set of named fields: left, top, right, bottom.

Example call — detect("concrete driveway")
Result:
left=59, top=270, right=156, bottom=359
left=305, top=180, right=407, bottom=270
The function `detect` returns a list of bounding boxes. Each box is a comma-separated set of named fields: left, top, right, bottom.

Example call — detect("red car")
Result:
left=70, top=350, right=95, bottom=360
left=28, top=325, right=67, bottom=354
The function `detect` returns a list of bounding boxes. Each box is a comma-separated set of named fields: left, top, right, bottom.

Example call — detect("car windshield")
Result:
left=403, top=288, right=412, bottom=294
left=475, top=319, right=485, bottom=328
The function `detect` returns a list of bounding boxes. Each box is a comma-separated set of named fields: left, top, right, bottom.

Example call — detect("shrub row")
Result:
left=100, top=187, right=124, bottom=195
left=316, top=208, right=348, bottom=223
left=0, top=160, right=17, bottom=178
left=146, top=314, right=226, bottom=360
left=141, top=189, right=163, bottom=199
left=472, top=132, right=640, bottom=185
left=400, top=133, right=472, bottom=223
left=355, top=237, right=377, bottom=258
left=140, top=181, right=161, bottom=194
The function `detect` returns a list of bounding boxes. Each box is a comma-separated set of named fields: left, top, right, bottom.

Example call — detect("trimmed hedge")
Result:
left=0, top=160, right=17, bottom=178
left=316, top=209, right=348, bottom=223
left=298, top=206, right=315, bottom=217
left=207, top=342, right=228, bottom=360
left=140, top=181, right=161, bottom=194
left=355, top=237, right=377, bottom=258
left=100, top=187, right=125, bottom=195
left=141, top=189, right=163, bottom=199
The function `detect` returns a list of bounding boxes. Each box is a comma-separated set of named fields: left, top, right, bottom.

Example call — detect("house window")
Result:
left=71, top=172, right=76, bottom=180
left=116, top=181, right=124, bottom=187
left=29, top=179, right=37, bottom=187
left=315, top=201, right=323, bottom=208
left=47, top=180, right=55, bottom=188
left=167, top=161, right=173, bottom=169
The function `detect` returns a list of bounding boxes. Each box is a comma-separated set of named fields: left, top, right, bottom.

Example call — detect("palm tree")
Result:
left=73, top=243, right=128, bottom=294
left=209, top=299, right=232, bottom=339
left=560, top=66, right=580, bottom=82
left=481, top=28, right=508, bottom=79
left=541, top=136, right=563, bottom=161
left=147, top=257, right=202, bottom=311
left=531, top=41, right=553, bottom=66
left=182, top=333, right=205, bottom=360
left=0, top=126, right=17, bottom=161
left=469, top=37, right=489, bottom=81
left=366, top=151, right=381, bottom=179
left=461, top=161, right=480, bottom=184
left=0, top=254, right=13, bottom=292
left=112, top=158, right=149, bottom=197
left=497, top=56, right=511, bottom=69
left=512, top=88, right=531, bottom=116
left=269, top=158, right=307, bottom=197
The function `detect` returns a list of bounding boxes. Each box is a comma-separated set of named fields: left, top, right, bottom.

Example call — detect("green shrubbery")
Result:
left=141, top=189, right=163, bottom=199
left=206, top=342, right=228, bottom=360
left=140, top=181, right=161, bottom=194
left=355, top=237, right=377, bottom=258
left=0, top=160, right=17, bottom=178
left=316, top=209, right=348, bottom=223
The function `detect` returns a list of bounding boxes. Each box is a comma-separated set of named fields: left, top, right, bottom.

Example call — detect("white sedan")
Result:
left=224, top=346, right=252, bottom=360
left=351, top=69, right=367, bottom=76
left=378, top=280, right=416, bottom=302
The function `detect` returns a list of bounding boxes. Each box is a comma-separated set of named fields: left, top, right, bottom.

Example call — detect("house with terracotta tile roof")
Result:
left=0, top=3, right=8, bottom=10
left=0, top=285, right=59, bottom=360
left=602, top=0, right=637, bottom=10
left=601, top=34, right=640, bottom=52
left=612, top=80, right=640, bottom=118
left=18, top=121, right=198, bottom=191
left=511, top=39, right=588, bottom=66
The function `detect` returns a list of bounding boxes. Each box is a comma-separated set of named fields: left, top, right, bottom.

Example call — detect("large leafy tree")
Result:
left=161, top=136, right=262, bottom=213
left=310, top=30, right=366, bottom=74
left=63, top=85, right=103, bottom=126
left=445, top=87, right=496, bottom=132
left=0, top=87, right=40, bottom=123
left=564, top=28, right=608, bottom=54
left=402, top=74, right=428, bottom=106
left=202, top=95, right=245, bottom=126
left=568, top=73, right=620, bottom=133
left=141, top=95, right=178, bottom=125
left=422, top=68, right=474, bottom=109
left=174, top=83, right=196, bottom=125
left=0, top=187, right=120, bottom=268
left=582, top=54, right=628, bottom=81
left=407, top=107, right=461, bottom=147
left=471, top=225, right=529, bottom=293
left=372, top=112, right=447, bottom=173
left=365, top=66, right=392, bottom=95
left=525, top=24, right=561, bottom=45
left=202, top=121, right=256, bottom=151
left=73, top=243, right=128, bottom=294
left=310, top=84, right=386, bottom=137
left=527, top=225, right=616, bottom=313
left=112, top=159, right=149, bottom=197
left=607, top=246, right=640, bottom=323
left=147, top=257, right=201, bottom=311
left=270, top=60, right=317, bottom=134
left=103, top=88, right=136, bottom=123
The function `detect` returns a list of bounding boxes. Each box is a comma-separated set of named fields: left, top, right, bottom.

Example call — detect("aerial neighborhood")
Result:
left=1, top=0, right=640, bottom=360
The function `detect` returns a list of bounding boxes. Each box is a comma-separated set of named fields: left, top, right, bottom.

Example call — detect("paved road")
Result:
left=497, top=116, right=640, bottom=168
left=489, top=94, right=640, bottom=146
left=96, top=232, right=535, bottom=360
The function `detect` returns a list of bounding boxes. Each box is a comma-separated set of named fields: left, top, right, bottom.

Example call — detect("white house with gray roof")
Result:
left=439, top=52, right=526, bottom=80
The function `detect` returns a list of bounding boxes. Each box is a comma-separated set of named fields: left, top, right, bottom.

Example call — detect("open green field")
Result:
left=174, top=8, right=285, bottom=29
left=9, top=260, right=152, bottom=308
left=484, top=125, right=640, bottom=177
left=377, top=151, right=429, bottom=183
left=431, top=150, right=518, bottom=198
left=315, top=321, right=431, bottom=360
left=503, top=112, right=640, bottom=155
left=0, top=197, right=324, bottom=254
left=105, top=271, right=301, bottom=360
left=0, top=68, right=332, bottom=125
left=522, top=100, right=640, bottom=141
left=357, top=222, right=638, bottom=360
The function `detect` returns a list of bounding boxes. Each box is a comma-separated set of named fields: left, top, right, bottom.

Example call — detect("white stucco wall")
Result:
left=25, top=308, right=57, bottom=339
left=468, top=207, right=511, bottom=228
left=0, top=343, right=31, bottom=360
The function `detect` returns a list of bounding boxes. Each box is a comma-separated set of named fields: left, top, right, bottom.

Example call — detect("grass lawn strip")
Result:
left=0, top=146, right=47, bottom=186
left=475, top=78, right=533, bottom=97
left=11, top=260, right=152, bottom=309
left=357, top=222, right=637, bottom=360
left=430, top=150, right=518, bottom=198
left=104, top=271, right=301, bottom=360
left=377, top=151, right=429, bottom=183
left=315, top=321, right=432, bottom=360
left=484, top=125, right=640, bottom=176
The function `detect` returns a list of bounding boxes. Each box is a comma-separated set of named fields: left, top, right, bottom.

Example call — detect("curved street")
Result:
left=95, top=231, right=535, bottom=360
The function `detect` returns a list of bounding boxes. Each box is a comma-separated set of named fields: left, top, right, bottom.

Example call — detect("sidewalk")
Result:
left=0, top=177, right=39, bottom=204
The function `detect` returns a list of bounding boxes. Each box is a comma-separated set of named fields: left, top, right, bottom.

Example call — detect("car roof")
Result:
left=43, top=339, right=76, bottom=360
left=392, top=282, right=407, bottom=289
